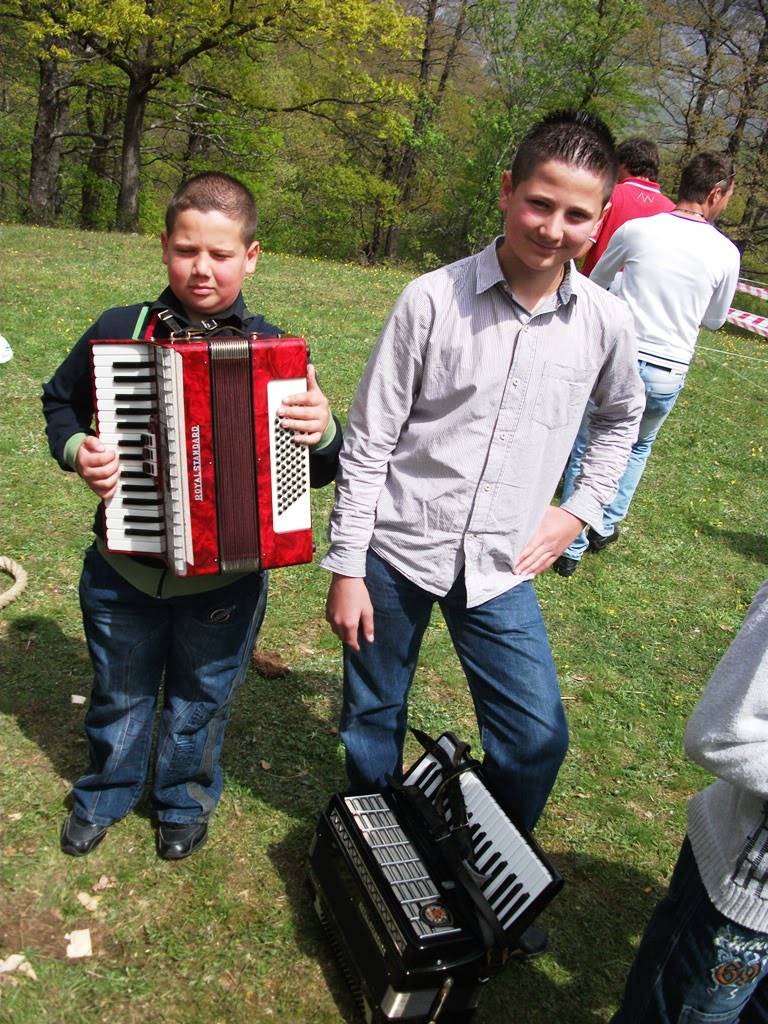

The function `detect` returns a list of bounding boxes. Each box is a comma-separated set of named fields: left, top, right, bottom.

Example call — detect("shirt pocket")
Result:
left=530, top=362, right=595, bottom=430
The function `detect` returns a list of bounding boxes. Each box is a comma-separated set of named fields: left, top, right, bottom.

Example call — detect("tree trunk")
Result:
left=81, top=87, right=120, bottom=230
left=727, top=11, right=768, bottom=157
left=115, top=80, right=149, bottom=232
left=26, top=48, right=72, bottom=225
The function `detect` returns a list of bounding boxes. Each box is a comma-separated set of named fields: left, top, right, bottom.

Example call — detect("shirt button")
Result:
left=484, top=485, right=491, bottom=492
left=498, top=433, right=506, bottom=441
left=512, top=378, right=520, bottom=387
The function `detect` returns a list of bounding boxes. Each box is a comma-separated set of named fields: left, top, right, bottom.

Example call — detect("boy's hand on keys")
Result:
left=76, top=436, right=120, bottom=500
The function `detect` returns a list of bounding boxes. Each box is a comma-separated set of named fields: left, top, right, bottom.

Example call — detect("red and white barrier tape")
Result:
left=736, top=281, right=768, bottom=301
left=727, top=308, right=768, bottom=338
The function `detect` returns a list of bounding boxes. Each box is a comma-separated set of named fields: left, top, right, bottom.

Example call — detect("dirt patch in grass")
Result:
left=0, top=889, right=118, bottom=962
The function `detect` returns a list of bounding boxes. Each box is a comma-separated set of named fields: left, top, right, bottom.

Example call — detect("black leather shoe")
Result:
left=552, top=555, right=580, bottom=577
left=510, top=924, right=548, bottom=960
left=156, top=821, right=208, bottom=860
left=60, top=813, right=108, bottom=857
left=587, top=525, right=619, bottom=552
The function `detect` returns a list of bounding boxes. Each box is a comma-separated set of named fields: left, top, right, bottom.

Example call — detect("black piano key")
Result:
left=113, top=374, right=155, bottom=383
left=122, top=497, right=161, bottom=507
left=418, top=763, right=442, bottom=793
left=121, top=484, right=157, bottom=492
left=125, top=527, right=163, bottom=537
left=112, top=361, right=153, bottom=370
left=478, top=850, right=501, bottom=875
left=124, top=515, right=163, bottom=524
left=499, top=890, right=531, bottom=927
left=116, top=405, right=157, bottom=415
left=118, top=453, right=144, bottom=462
left=481, top=861, right=509, bottom=890
left=117, top=440, right=144, bottom=449
left=487, top=873, right=519, bottom=908
left=116, top=420, right=151, bottom=429
left=493, top=881, right=525, bottom=919
left=120, top=470, right=152, bottom=479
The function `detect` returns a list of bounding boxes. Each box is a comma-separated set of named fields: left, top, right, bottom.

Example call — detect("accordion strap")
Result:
left=390, top=730, right=509, bottom=964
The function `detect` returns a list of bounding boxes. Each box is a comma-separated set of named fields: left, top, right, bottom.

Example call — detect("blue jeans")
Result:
left=611, top=837, right=768, bottom=1024
left=561, top=360, right=686, bottom=560
left=75, top=544, right=267, bottom=826
left=341, top=550, right=568, bottom=831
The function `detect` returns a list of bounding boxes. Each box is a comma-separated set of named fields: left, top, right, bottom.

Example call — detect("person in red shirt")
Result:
left=580, top=137, right=675, bottom=276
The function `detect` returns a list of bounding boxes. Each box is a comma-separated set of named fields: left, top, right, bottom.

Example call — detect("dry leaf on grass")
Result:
left=0, top=954, right=37, bottom=981
left=77, top=891, right=101, bottom=912
left=251, top=649, right=290, bottom=679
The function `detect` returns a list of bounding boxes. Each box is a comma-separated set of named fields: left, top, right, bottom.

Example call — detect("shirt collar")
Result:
left=150, top=287, right=251, bottom=328
left=621, top=177, right=662, bottom=192
left=477, top=236, right=578, bottom=311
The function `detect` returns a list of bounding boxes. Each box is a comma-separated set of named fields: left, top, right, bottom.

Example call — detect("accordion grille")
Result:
left=344, top=795, right=462, bottom=941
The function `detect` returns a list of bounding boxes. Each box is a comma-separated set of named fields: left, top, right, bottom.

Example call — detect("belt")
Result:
left=639, top=359, right=687, bottom=374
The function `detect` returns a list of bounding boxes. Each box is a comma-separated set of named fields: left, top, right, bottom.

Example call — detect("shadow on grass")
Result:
left=696, top=522, right=768, bottom=564
left=1, top=612, right=346, bottom=824
left=0, top=614, right=94, bottom=787
left=267, top=825, right=660, bottom=1024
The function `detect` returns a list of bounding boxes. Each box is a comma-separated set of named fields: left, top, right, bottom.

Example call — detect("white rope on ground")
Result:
left=0, top=557, right=28, bottom=610
left=698, top=345, right=768, bottom=363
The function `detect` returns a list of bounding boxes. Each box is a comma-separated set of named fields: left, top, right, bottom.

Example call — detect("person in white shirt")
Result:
left=554, top=151, right=740, bottom=577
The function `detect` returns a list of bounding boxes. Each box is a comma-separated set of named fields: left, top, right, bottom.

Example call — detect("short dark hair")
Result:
left=510, top=109, right=618, bottom=201
left=616, top=137, right=659, bottom=179
left=678, top=153, right=736, bottom=203
left=165, top=172, right=258, bottom=244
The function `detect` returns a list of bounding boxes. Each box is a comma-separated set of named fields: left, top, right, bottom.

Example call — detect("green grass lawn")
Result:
left=1, top=222, right=767, bottom=1024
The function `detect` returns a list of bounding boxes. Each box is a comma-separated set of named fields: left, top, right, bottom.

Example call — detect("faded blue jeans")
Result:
left=612, top=837, right=768, bottom=1024
left=75, top=544, right=267, bottom=826
left=561, top=360, right=687, bottom=560
left=340, top=550, right=569, bottom=831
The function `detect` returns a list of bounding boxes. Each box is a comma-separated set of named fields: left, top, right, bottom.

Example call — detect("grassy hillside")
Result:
left=1, top=223, right=767, bottom=1023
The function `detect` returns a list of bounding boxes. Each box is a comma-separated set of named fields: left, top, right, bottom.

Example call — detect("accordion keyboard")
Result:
left=93, top=344, right=166, bottom=556
left=403, top=739, right=556, bottom=934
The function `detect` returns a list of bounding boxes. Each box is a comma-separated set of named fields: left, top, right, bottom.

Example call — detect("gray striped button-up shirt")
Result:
left=322, top=238, right=644, bottom=607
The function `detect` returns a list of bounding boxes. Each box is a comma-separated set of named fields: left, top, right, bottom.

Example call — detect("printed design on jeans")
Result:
left=732, top=802, right=768, bottom=900
left=209, top=605, right=235, bottom=624
left=707, top=927, right=768, bottom=998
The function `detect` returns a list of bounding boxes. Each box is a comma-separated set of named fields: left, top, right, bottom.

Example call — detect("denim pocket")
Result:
left=678, top=1006, right=745, bottom=1023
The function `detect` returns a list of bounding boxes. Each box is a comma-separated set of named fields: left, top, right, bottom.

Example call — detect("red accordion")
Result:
left=90, top=333, right=313, bottom=576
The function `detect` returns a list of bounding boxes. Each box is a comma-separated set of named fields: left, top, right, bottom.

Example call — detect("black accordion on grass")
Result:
left=307, top=731, right=563, bottom=1023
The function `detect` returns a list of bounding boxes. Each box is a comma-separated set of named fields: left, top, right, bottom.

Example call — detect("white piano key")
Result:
left=104, top=531, right=165, bottom=553
left=92, top=343, right=151, bottom=358
left=95, top=382, right=155, bottom=398
left=95, top=397, right=156, bottom=412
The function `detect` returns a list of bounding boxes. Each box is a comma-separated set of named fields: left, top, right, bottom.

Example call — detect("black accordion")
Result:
left=308, top=731, right=563, bottom=1023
